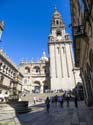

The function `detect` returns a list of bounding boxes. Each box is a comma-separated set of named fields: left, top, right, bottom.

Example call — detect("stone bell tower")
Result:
left=48, top=8, right=75, bottom=90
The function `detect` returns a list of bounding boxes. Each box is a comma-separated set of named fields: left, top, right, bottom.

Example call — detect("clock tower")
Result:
left=48, top=8, right=75, bottom=90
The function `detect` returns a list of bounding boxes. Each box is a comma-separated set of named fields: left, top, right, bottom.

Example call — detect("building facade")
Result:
left=0, top=49, right=23, bottom=97
left=0, top=21, right=23, bottom=98
left=70, top=0, right=93, bottom=105
left=19, top=8, right=82, bottom=93
left=18, top=52, right=50, bottom=93
left=48, top=8, right=76, bottom=90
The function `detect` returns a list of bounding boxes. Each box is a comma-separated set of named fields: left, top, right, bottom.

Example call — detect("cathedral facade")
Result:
left=18, top=52, right=50, bottom=93
left=19, top=9, right=81, bottom=93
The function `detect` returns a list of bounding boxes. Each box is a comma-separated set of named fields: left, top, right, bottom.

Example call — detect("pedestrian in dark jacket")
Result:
left=74, top=94, right=78, bottom=108
left=59, top=95, right=63, bottom=108
left=45, top=97, right=50, bottom=113
left=66, top=94, right=70, bottom=107
left=54, top=95, right=58, bottom=106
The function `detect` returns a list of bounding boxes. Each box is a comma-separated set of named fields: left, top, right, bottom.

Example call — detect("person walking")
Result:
left=59, top=95, right=63, bottom=108
left=54, top=95, right=58, bottom=106
left=66, top=94, right=70, bottom=107
left=45, top=97, right=50, bottom=113
left=33, top=97, right=36, bottom=104
left=74, top=93, right=78, bottom=108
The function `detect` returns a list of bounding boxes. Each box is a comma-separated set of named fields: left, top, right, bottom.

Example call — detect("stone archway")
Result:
left=33, top=81, right=41, bottom=93
left=25, top=66, right=30, bottom=73
left=43, top=81, right=49, bottom=93
left=33, top=66, right=40, bottom=74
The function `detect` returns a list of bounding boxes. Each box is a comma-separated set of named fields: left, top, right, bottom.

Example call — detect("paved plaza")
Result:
left=0, top=101, right=93, bottom=125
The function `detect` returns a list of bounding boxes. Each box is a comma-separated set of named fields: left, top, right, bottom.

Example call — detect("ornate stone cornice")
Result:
left=0, top=49, right=17, bottom=70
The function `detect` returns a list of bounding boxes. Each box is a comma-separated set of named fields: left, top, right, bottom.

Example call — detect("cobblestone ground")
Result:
left=0, top=101, right=93, bottom=125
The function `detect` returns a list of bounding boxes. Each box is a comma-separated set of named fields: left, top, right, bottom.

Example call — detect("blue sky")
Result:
left=0, top=0, right=72, bottom=65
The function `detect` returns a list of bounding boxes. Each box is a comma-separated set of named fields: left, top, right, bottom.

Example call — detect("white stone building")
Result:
left=19, top=8, right=82, bottom=93
left=48, top=8, right=76, bottom=90
left=18, top=52, right=50, bottom=93
left=0, top=49, right=23, bottom=97
left=0, top=21, right=23, bottom=98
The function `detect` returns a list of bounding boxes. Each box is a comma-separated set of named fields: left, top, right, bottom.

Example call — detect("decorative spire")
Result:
left=54, top=5, right=57, bottom=12
left=42, top=51, right=46, bottom=57
left=40, top=51, right=48, bottom=62
left=50, top=7, right=64, bottom=31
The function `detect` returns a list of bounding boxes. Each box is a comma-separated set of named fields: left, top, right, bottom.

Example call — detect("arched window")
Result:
left=56, top=30, right=61, bottom=36
left=43, top=66, right=46, bottom=73
left=25, top=67, right=30, bottom=73
left=34, top=81, right=41, bottom=93
left=56, top=20, right=59, bottom=25
left=33, top=66, right=40, bottom=73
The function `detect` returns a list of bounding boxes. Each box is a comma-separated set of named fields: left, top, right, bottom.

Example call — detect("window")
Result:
left=5, top=91, right=8, bottom=94
left=57, top=31, right=61, bottom=36
left=33, top=66, right=40, bottom=73
left=56, top=20, right=59, bottom=25
left=25, top=67, right=30, bottom=73
left=56, top=30, right=61, bottom=36
left=44, top=69, right=47, bottom=74
left=36, top=67, right=40, bottom=73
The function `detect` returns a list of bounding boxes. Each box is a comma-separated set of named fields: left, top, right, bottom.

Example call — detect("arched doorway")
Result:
left=43, top=81, right=49, bottom=93
left=33, top=81, right=41, bottom=93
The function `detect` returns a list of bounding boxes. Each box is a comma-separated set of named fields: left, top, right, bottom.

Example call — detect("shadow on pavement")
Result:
left=10, top=102, right=46, bottom=125
left=1, top=101, right=93, bottom=125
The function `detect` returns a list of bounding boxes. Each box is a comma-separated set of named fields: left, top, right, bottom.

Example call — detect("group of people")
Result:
left=45, top=93, right=78, bottom=113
